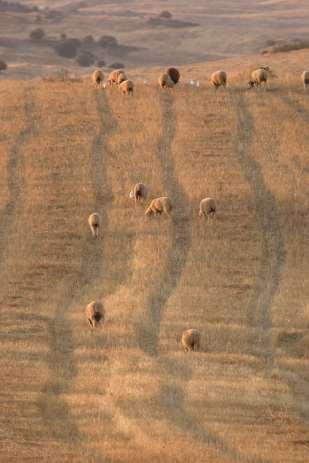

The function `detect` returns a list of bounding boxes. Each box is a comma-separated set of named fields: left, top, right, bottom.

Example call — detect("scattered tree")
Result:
left=76, top=51, right=96, bottom=67
left=159, top=10, right=172, bottom=19
left=29, top=28, right=45, bottom=41
left=98, top=35, right=118, bottom=47
left=0, top=60, right=7, bottom=72
left=54, top=38, right=81, bottom=58
left=109, top=62, right=124, bottom=69
left=96, top=59, right=106, bottom=68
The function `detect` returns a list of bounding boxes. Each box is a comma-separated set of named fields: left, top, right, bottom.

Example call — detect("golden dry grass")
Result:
left=0, top=57, right=309, bottom=462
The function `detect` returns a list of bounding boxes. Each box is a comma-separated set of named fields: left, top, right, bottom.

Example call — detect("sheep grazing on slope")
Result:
left=248, top=68, right=268, bottom=88
left=302, top=70, right=309, bottom=90
left=130, top=183, right=146, bottom=203
left=199, top=197, right=216, bottom=219
left=85, top=301, right=104, bottom=328
left=158, top=73, right=175, bottom=89
left=119, top=79, right=134, bottom=95
left=116, top=71, right=128, bottom=85
left=210, top=70, right=227, bottom=88
left=92, top=70, right=104, bottom=88
left=145, top=197, right=172, bottom=216
left=107, top=69, right=126, bottom=86
left=181, top=329, right=200, bottom=352
left=167, top=67, right=180, bottom=84
left=88, top=212, right=100, bottom=238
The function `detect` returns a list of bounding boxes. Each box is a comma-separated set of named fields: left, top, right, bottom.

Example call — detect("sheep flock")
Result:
left=91, top=65, right=309, bottom=94
left=83, top=61, right=307, bottom=350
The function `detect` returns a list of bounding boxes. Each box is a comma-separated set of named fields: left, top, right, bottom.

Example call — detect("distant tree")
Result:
left=83, top=35, right=95, bottom=47
left=60, top=33, right=67, bottom=41
left=29, top=28, right=45, bottom=41
left=96, top=59, right=106, bottom=68
left=97, top=35, right=118, bottom=47
left=109, top=62, right=124, bottom=69
left=0, top=60, right=7, bottom=72
left=76, top=51, right=96, bottom=67
left=159, top=10, right=172, bottom=19
left=54, top=38, right=81, bottom=58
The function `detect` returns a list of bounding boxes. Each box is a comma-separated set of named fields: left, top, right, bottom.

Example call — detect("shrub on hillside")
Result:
left=159, top=10, right=172, bottom=19
left=109, top=62, right=124, bottom=69
left=29, top=28, right=45, bottom=41
left=0, top=60, right=7, bottom=72
left=76, top=50, right=96, bottom=67
left=98, top=35, right=118, bottom=47
left=83, top=35, right=95, bottom=47
left=96, top=59, right=106, bottom=67
left=54, top=38, right=81, bottom=59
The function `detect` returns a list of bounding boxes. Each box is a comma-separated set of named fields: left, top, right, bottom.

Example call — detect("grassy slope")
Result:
left=0, top=55, right=309, bottom=462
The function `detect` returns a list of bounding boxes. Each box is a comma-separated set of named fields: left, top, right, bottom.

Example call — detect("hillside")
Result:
left=1, top=0, right=309, bottom=77
left=1, top=54, right=309, bottom=462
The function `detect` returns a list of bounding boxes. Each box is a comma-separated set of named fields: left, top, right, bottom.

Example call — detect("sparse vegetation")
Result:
left=0, top=60, right=7, bottom=72
left=76, top=50, right=96, bottom=67
left=29, top=28, right=45, bottom=41
left=54, top=38, right=81, bottom=59
left=261, top=38, right=309, bottom=54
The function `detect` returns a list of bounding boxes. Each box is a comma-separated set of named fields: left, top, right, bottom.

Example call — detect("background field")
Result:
left=0, top=48, right=309, bottom=462
left=1, top=0, right=309, bottom=77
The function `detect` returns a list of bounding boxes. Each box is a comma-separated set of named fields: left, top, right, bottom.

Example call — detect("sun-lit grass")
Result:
left=0, top=58, right=309, bottom=462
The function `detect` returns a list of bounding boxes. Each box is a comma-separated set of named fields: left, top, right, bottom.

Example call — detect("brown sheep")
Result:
left=199, top=197, right=216, bottom=218
left=145, top=197, right=172, bottom=216
left=181, top=329, right=200, bottom=352
left=130, top=183, right=146, bottom=203
left=248, top=68, right=268, bottom=88
left=302, top=70, right=309, bottom=90
left=92, top=70, right=104, bottom=88
left=85, top=301, right=104, bottom=328
left=88, top=212, right=100, bottom=239
left=167, top=67, right=180, bottom=84
left=210, top=70, right=227, bottom=88
left=158, top=73, right=174, bottom=89
left=119, top=79, right=134, bottom=95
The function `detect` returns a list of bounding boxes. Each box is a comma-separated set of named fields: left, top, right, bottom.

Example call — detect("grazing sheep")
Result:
left=199, top=197, right=216, bottom=218
left=167, top=67, right=180, bottom=84
left=85, top=301, right=104, bottom=328
left=181, top=329, right=200, bottom=352
left=302, top=71, right=309, bottom=90
left=92, top=70, right=104, bottom=88
left=116, top=71, right=128, bottom=85
left=145, top=197, right=172, bottom=216
left=88, top=212, right=100, bottom=238
left=107, top=69, right=126, bottom=86
left=119, top=79, right=134, bottom=95
left=130, top=183, right=146, bottom=203
left=248, top=68, right=268, bottom=88
left=159, top=73, right=175, bottom=89
left=210, top=70, right=227, bottom=88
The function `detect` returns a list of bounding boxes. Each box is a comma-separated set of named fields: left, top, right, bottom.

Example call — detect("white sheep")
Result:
left=88, top=212, right=100, bottom=238
left=199, top=197, right=216, bottom=219
left=158, top=73, right=174, bottom=89
left=119, top=79, right=134, bottom=95
left=92, top=70, right=104, bottom=88
left=181, top=329, right=200, bottom=352
left=248, top=68, right=268, bottom=88
left=107, top=69, right=126, bottom=86
left=210, top=70, right=227, bottom=88
left=145, top=197, right=172, bottom=216
left=302, top=71, right=309, bottom=90
left=85, top=301, right=104, bottom=328
left=130, top=183, right=146, bottom=203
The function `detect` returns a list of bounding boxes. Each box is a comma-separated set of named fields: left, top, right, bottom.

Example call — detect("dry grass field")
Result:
left=0, top=51, right=309, bottom=462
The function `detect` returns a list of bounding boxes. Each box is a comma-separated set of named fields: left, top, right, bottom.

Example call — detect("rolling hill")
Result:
left=0, top=52, right=309, bottom=462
